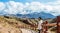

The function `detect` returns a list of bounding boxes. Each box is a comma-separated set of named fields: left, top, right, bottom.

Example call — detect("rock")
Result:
left=0, top=21, right=22, bottom=33
left=20, top=28, right=38, bottom=33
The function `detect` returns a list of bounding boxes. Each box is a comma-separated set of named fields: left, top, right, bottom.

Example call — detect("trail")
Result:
left=20, top=28, right=38, bottom=33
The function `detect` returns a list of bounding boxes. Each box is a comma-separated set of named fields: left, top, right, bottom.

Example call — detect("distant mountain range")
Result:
left=0, top=12, right=56, bottom=19
left=16, top=12, right=56, bottom=19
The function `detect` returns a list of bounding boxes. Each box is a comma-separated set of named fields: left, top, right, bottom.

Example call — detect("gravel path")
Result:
left=20, top=28, right=38, bottom=33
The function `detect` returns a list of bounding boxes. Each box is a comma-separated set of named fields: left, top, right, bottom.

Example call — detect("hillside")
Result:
left=0, top=16, right=41, bottom=33
left=0, top=16, right=57, bottom=33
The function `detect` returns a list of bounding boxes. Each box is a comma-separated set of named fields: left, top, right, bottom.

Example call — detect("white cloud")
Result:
left=0, top=2, right=5, bottom=11
left=46, top=0, right=60, bottom=16
left=4, top=1, right=25, bottom=14
left=0, top=1, right=60, bottom=16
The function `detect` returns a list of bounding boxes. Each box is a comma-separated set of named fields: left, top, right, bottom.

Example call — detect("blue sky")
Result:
left=0, top=0, right=60, bottom=16
left=0, top=0, right=57, bottom=3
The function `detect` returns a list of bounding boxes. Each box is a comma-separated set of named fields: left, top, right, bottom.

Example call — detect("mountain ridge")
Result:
left=0, top=12, right=56, bottom=19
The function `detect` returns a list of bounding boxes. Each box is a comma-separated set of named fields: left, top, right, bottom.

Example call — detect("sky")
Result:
left=0, top=0, right=60, bottom=16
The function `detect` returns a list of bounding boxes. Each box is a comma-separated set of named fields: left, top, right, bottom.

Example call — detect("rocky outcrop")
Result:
left=0, top=16, right=39, bottom=33
left=0, top=16, right=56, bottom=33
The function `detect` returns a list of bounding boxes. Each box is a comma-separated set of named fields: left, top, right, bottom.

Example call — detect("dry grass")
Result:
left=0, top=16, right=57, bottom=33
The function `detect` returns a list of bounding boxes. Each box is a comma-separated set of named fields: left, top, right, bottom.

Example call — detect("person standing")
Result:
left=37, top=17, right=43, bottom=33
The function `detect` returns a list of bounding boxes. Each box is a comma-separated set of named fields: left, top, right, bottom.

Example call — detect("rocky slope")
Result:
left=0, top=16, right=57, bottom=33
left=0, top=16, right=40, bottom=33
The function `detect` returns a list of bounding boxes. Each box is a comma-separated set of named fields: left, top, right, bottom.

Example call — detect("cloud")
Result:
left=4, top=1, right=25, bottom=14
left=0, top=2, right=5, bottom=11
left=0, top=1, right=60, bottom=16
left=46, top=0, right=60, bottom=16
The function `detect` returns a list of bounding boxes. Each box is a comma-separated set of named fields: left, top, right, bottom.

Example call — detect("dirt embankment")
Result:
left=0, top=16, right=39, bottom=33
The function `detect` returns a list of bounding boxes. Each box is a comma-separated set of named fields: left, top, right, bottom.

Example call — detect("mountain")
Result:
left=39, top=12, right=56, bottom=19
left=16, top=12, right=56, bottom=19
left=0, top=11, right=56, bottom=19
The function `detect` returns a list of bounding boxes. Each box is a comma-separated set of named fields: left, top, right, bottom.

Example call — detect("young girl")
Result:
left=38, top=17, right=43, bottom=33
